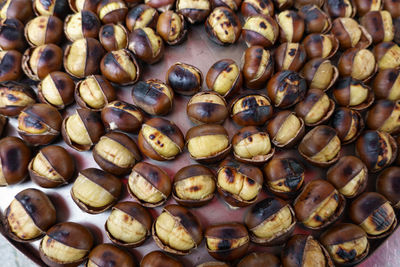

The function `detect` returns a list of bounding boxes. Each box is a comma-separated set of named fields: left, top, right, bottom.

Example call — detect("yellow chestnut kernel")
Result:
left=207, top=236, right=248, bottom=251
left=311, top=136, right=341, bottom=162
left=41, top=235, right=88, bottom=262
left=388, top=74, right=400, bottom=100
left=340, top=18, right=361, bottom=47
left=352, top=49, right=375, bottom=80
left=18, top=113, right=47, bottom=134
left=99, top=2, right=126, bottom=20
left=328, top=236, right=368, bottom=264
left=79, top=77, right=106, bottom=109
left=208, top=9, right=236, bottom=43
left=0, top=88, right=35, bottom=108
left=142, top=27, right=161, bottom=56
left=0, top=162, right=7, bottom=186
left=66, top=39, right=87, bottom=77
left=379, top=103, right=400, bottom=133
left=66, top=13, right=84, bottom=41
left=321, top=36, right=333, bottom=58
left=234, top=133, right=271, bottom=158
left=304, top=94, right=330, bottom=124
left=142, top=124, right=180, bottom=158
left=278, top=11, right=293, bottom=42
left=66, top=114, right=92, bottom=145
left=32, top=152, right=62, bottom=181
left=252, top=205, right=293, bottom=239
left=310, top=62, right=334, bottom=90
left=212, top=64, right=239, bottom=95
left=175, top=175, right=215, bottom=200
left=189, top=94, right=225, bottom=106
left=0, top=0, right=12, bottom=19
left=41, top=75, right=63, bottom=106
left=113, top=50, right=137, bottom=80
left=178, top=0, right=210, bottom=10
left=7, top=199, right=42, bottom=239
left=378, top=45, right=400, bottom=69
left=349, top=84, right=369, bottom=106
left=218, top=168, right=261, bottom=201
left=169, top=13, right=182, bottom=42
left=128, top=171, right=164, bottom=203
left=275, top=114, right=302, bottom=144
left=243, top=17, right=275, bottom=43
left=72, top=174, right=114, bottom=208
left=282, top=43, right=299, bottom=70
left=26, top=17, right=48, bottom=46
left=303, top=191, right=339, bottom=228
left=95, top=137, right=135, bottom=167
left=188, top=135, right=228, bottom=158
left=303, top=239, right=327, bottom=267
left=133, top=9, right=155, bottom=30
left=113, top=25, right=127, bottom=48
left=106, top=209, right=146, bottom=243
left=343, top=116, right=358, bottom=141
left=381, top=11, right=394, bottom=42
left=339, top=168, right=367, bottom=197
left=360, top=202, right=395, bottom=235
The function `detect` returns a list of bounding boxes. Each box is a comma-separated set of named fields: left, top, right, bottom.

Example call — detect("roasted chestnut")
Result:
left=242, top=46, right=274, bottom=89
left=172, top=164, right=216, bottom=207
left=0, top=82, right=36, bottom=117
left=231, top=94, right=273, bottom=126
left=33, top=0, right=69, bottom=17
left=331, top=107, right=364, bottom=144
left=140, top=251, right=183, bottom=267
left=64, top=37, right=105, bottom=79
left=242, top=15, right=279, bottom=48
left=22, top=44, right=63, bottom=81
left=373, top=68, right=400, bottom=100
left=128, top=162, right=171, bottom=207
left=64, top=11, right=100, bottom=42
left=126, top=4, right=159, bottom=31
left=187, top=92, right=228, bottom=124
left=266, top=111, right=305, bottom=148
left=320, top=223, right=369, bottom=265
left=282, top=235, right=334, bottom=267
left=272, top=0, right=293, bottom=10
left=87, top=244, right=135, bottom=267
left=132, top=79, right=173, bottom=115
left=145, top=0, right=175, bottom=11
left=38, top=72, right=75, bottom=109
left=0, top=18, right=26, bottom=51
left=62, top=109, right=105, bottom=151
left=197, top=262, right=229, bottom=267
left=361, top=10, right=394, bottom=44
left=75, top=75, right=116, bottom=111
left=338, top=48, right=377, bottom=81
left=237, top=252, right=280, bottom=267
left=5, top=188, right=56, bottom=242
left=366, top=99, right=400, bottom=134
left=166, top=62, right=203, bottom=95
left=97, top=0, right=128, bottom=24
left=205, top=223, right=249, bottom=261
left=217, top=159, right=263, bottom=207
left=373, top=41, right=400, bottom=70
left=302, top=33, right=339, bottom=59
left=29, top=145, right=75, bottom=188
left=99, top=23, right=128, bottom=52
left=331, top=17, right=372, bottom=49
left=332, top=77, right=374, bottom=110
left=17, top=103, right=62, bottom=146
left=294, top=0, right=324, bottom=9
left=274, top=42, right=306, bottom=72
left=301, top=59, right=338, bottom=91
left=384, top=0, right=400, bottom=18
left=263, top=157, right=305, bottom=198
left=100, top=49, right=140, bottom=85
left=205, top=7, right=241, bottom=45
left=128, top=27, right=164, bottom=64
left=0, top=50, right=22, bottom=82
left=324, top=0, right=356, bottom=18
left=153, top=204, right=202, bottom=255
left=211, top=0, right=241, bottom=10
left=157, top=11, right=187, bottom=45
left=377, top=167, right=400, bottom=208
left=71, top=168, right=122, bottom=213
left=299, top=5, right=332, bottom=33
left=40, top=222, right=94, bottom=267
left=266, top=70, right=307, bottom=109
left=294, top=179, right=345, bottom=229
left=25, top=15, right=63, bottom=46
left=101, top=100, right=143, bottom=133
left=186, top=124, right=231, bottom=163
left=354, top=0, right=382, bottom=17
left=276, top=10, right=304, bottom=43
left=105, top=201, right=152, bottom=247
left=0, top=0, right=33, bottom=23
left=240, top=0, right=274, bottom=17
left=298, top=125, right=341, bottom=167
left=350, top=192, right=397, bottom=238
left=206, top=59, right=242, bottom=97
left=176, top=0, right=211, bottom=23
left=69, top=0, right=100, bottom=12
left=356, top=130, right=397, bottom=172
left=295, top=89, right=335, bottom=126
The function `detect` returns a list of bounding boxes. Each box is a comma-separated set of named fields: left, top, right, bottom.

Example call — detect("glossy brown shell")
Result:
left=353, top=0, right=382, bottom=17
left=338, top=48, right=378, bottom=82
left=24, top=16, right=62, bottom=47
left=276, top=10, right=304, bottom=43
left=373, top=68, right=400, bottom=100
left=140, top=251, right=183, bottom=267
left=301, top=58, right=339, bottom=91
left=240, top=0, right=275, bottom=17
left=384, top=0, right=400, bottom=18
left=166, top=62, right=203, bottom=96
left=237, top=252, right=281, bottom=267
left=0, top=0, right=33, bottom=23
left=97, top=0, right=128, bottom=24
left=99, top=24, right=128, bottom=52
left=242, top=14, right=279, bottom=48
left=33, top=0, right=70, bottom=18
left=100, top=49, right=140, bottom=85
left=377, top=167, right=400, bottom=208
left=299, top=5, right=332, bottom=34
left=101, top=100, right=143, bottom=133
left=64, top=11, right=101, bottom=42
left=87, top=244, right=135, bottom=267
left=0, top=82, right=36, bottom=117
left=331, top=18, right=372, bottom=49
left=128, top=27, right=164, bottom=64
left=302, top=33, right=339, bottom=59
left=242, top=46, right=274, bottom=89
left=0, top=50, right=22, bottom=82
left=68, top=0, right=100, bottom=13
left=230, top=94, right=273, bottom=126
left=187, top=92, right=228, bottom=125
left=176, top=0, right=211, bottom=23
left=126, top=4, right=159, bottom=31
left=157, top=11, right=187, bottom=45
left=331, top=107, right=365, bottom=144
left=366, top=100, right=400, bottom=134
left=374, top=42, right=400, bottom=69
left=361, top=11, right=394, bottom=44
left=274, top=42, right=307, bottom=72
left=38, top=72, right=75, bottom=109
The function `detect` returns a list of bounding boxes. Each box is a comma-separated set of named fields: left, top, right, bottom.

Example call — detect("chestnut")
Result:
left=299, top=5, right=332, bottom=33
left=338, top=48, right=377, bottom=81
left=68, top=0, right=100, bottom=12
left=350, top=192, right=397, bottom=238
left=266, top=111, right=305, bottom=148
left=97, top=0, right=127, bottom=24
left=242, top=15, right=279, bottom=48
left=64, top=11, right=101, bottom=42
left=75, top=75, right=116, bottom=111
left=366, top=99, right=400, bottom=134
left=126, top=4, right=159, bottom=31
left=295, top=89, right=335, bottom=126
left=128, top=27, right=164, bottom=64
left=245, top=197, right=295, bottom=246
left=206, top=59, right=242, bottom=97
left=356, top=130, right=397, bottom=172
left=145, top=0, right=175, bottom=11
left=5, top=188, right=56, bottom=242
left=0, top=50, right=22, bottom=82
left=87, top=244, right=135, bottom=267
left=266, top=70, right=307, bottom=109
left=240, top=0, right=274, bottom=18
left=205, top=222, right=249, bottom=261
left=320, top=223, right=369, bottom=265
left=166, top=62, right=203, bottom=95
left=331, top=17, right=372, bottom=49
left=211, top=0, right=241, bottom=10
left=301, top=59, right=338, bottom=92
left=0, top=18, right=26, bottom=51
left=0, top=82, right=36, bottom=117
left=38, top=72, right=75, bottom=109
left=99, top=23, right=128, bottom=52
left=140, top=251, right=183, bottom=267
left=217, top=159, right=263, bottom=207
left=205, top=7, right=241, bottom=45
left=153, top=204, right=202, bottom=255
left=384, top=0, right=400, bottom=18
left=138, top=117, right=184, bottom=161
left=131, top=79, right=173, bottom=115
left=238, top=253, right=280, bottom=267
left=128, top=162, right=171, bottom=207
left=64, top=38, right=105, bottom=79
left=101, top=100, right=143, bottom=133
left=93, top=132, right=141, bottom=175
left=373, top=68, right=400, bottom=100
left=276, top=10, right=304, bottom=43
left=272, top=0, right=293, bottom=10
left=29, top=145, right=75, bottom=188
left=157, top=11, right=187, bottom=45
left=232, top=126, right=274, bottom=164
left=373, top=41, right=400, bottom=70
left=377, top=167, right=400, bottom=208
left=332, top=77, right=374, bottom=110
left=125, top=0, right=142, bottom=8
left=105, top=201, right=152, bottom=247
left=0, top=115, right=7, bottom=135
left=294, top=179, right=345, bottom=229
left=40, top=222, right=94, bottom=267
left=274, top=42, right=306, bottom=72
left=187, top=92, right=228, bottom=124
left=294, top=0, right=324, bottom=9
left=282, top=235, right=333, bottom=267
left=62, top=109, right=105, bottom=151
left=71, top=168, right=122, bottom=213
left=176, top=0, right=211, bottom=24
left=22, top=44, right=63, bottom=81
left=361, top=10, right=394, bottom=44
left=172, top=164, right=216, bottom=207
left=197, top=262, right=229, bottom=267
left=242, top=45, right=275, bottom=90
left=100, top=49, right=140, bottom=85
left=263, top=157, right=305, bottom=198
left=33, top=0, right=69, bottom=17
left=230, top=94, right=273, bottom=126
left=302, top=33, right=339, bottom=59
left=298, top=125, right=341, bottom=167
left=0, top=0, right=33, bottom=23
left=354, top=0, right=382, bottom=17
left=331, top=107, right=364, bottom=144
left=17, top=103, right=62, bottom=146
left=324, top=0, right=356, bottom=18
left=186, top=124, right=231, bottom=163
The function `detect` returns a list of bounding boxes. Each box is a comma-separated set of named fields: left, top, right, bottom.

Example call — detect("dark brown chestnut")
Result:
left=366, top=99, right=400, bottom=134
left=332, top=77, right=375, bottom=111
left=205, top=7, right=241, bottom=45
left=242, top=45, right=274, bottom=89
left=99, top=23, right=128, bottom=52
left=373, top=68, right=400, bottom=100
left=242, top=15, right=279, bottom=48
left=206, top=59, right=242, bottom=97
left=324, top=0, right=356, bottom=18
left=384, top=0, right=400, bottom=18
left=0, top=0, right=33, bottom=23
left=302, top=33, right=339, bottom=59
left=128, top=27, right=164, bottom=64
left=25, top=15, right=63, bottom=46
left=97, top=0, right=128, bottom=24
left=361, top=10, right=394, bottom=44
left=166, top=62, right=203, bottom=95
left=301, top=58, right=338, bottom=91
left=0, top=50, right=22, bottom=82
left=294, top=0, right=324, bottom=9
left=145, top=0, right=175, bottom=11
left=38, top=72, right=75, bottom=109
left=331, top=17, right=372, bottom=49
left=176, top=0, right=211, bottom=23
left=33, top=0, right=70, bottom=17
left=377, top=167, right=400, bottom=208
left=274, top=42, right=306, bottom=72
left=338, top=48, right=377, bottom=81
left=100, top=49, right=140, bottom=85
left=140, top=251, right=183, bottom=267
left=0, top=18, right=26, bottom=51
left=299, top=5, right=332, bottom=33
left=211, top=0, right=241, bottom=10
left=331, top=107, right=364, bottom=144
left=276, top=10, right=304, bottom=42
left=373, top=41, right=400, bottom=70
left=187, top=91, right=228, bottom=124
left=101, top=100, right=143, bottom=133
left=126, top=4, right=159, bottom=31
left=68, top=0, right=100, bottom=12
left=354, top=0, right=382, bottom=17
left=87, top=244, right=135, bottom=267
left=272, top=0, right=293, bottom=10
left=0, top=82, right=36, bottom=116
left=197, top=262, right=229, bottom=267
left=64, top=11, right=100, bottom=42
left=0, top=115, right=7, bottom=136
left=230, top=94, right=273, bottom=126
left=240, top=0, right=274, bottom=18
left=157, top=11, right=187, bottom=45
left=237, top=252, right=280, bottom=267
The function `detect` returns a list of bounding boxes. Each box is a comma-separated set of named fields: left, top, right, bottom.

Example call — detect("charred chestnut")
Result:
left=0, top=82, right=36, bottom=116
left=302, top=33, right=339, bottom=59
left=176, top=0, right=211, bottom=23
left=0, top=18, right=26, bottom=51
left=33, top=0, right=69, bottom=17
left=128, top=27, right=164, bottom=64
left=354, top=0, right=382, bottom=17
left=332, top=77, right=375, bottom=110
left=331, top=107, right=364, bottom=144
left=301, top=59, right=338, bottom=91
left=187, top=92, right=228, bottom=124
left=338, top=48, right=377, bottom=81
left=266, top=111, right=305, bottom=148
left=25, top=15, right=64, bottom=46
left=64, top=11, right=101, bottom=42
left=99, top=23, right=128, bottom=52
left=373, top=68, right=400, bottom=100
left=237, top=253, right=280, bottom=267
left=206, top=59, right=242, bottom=97
left=145, top=0, right=175, bottom=11
left=141, top=251, right=183, bottom=267
left=87, top=244, right=135, bottom=267
left=373, top=41, right=400, bottom=70
left=68, top=0, right=100, bottom=12
left=126, top=4, right=159, bottom=31
left=299, top=5, right=332, bottom=33
left=361, top=10, right=394, bottom=44
left=274, top=42, right=306, bottom=72
left=157, top=11, right=187, bottom=45
left=0, top=50, right=22, bottom=82
left=38, top=72, right=75, bottom=109
left=242, top=15, right=279, bottom=48
left=366, top=99, right=400, bottom=134
left=101, top=100, right=143, bottom=133
left=166, top=62, right=203, bottom=95
left=331, top=17, right=372, bottom=49
left=242, top=46, right=274, bottom=89
left=97, top=0, right=127, bottom=24
left=377, top=167, right=400, bottom=208
left=100, top=49, right=140, bottom=85
left=240, top=0, right=274, bottom=18
left=324, top=0, right=356, bottom=18
left=211, top=0, right=241, bottom=10
left=0, top=0, right=33, bottom=23
left=231, top=94, right=273, bottom=126
left=272, top=0, right=293, bottom=10
left=205, top=7, right=241, bottom=45
left=276, top=10, right=304, bottom=43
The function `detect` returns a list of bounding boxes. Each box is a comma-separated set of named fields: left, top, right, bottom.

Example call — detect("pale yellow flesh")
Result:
left=175, top=175, right=215, bottom=200
left=340, top=18, right=361, bottom=47
left=133, top=9, right=156, bottom=30
left=277, top=11, right=294, bottom=42
left=65, top=114, right=92, bottom=146
left=233, top=133, right=271, bottom=159
left=282, top=43, right=300, bottom=70
left=29, top=46, right=45, bottom=76
left=232, top=95, right=270, bottom=115
left=0, top=88, right=35, bottom=108
left=303, top=239, right=326, bottom=267
left=349, top=84, right=369, bottom=106
left=311, top=136, right=340, bottom=163
left=388, top=74, right=400, bottom=101
left=351, top=49, right=376, bottom=80
left=321, top=36, right=333, bottom=58
left=379, top=103, right=400, bottom=133
left=188, top=135, right=229, bottom=158
left=79, top=77, right=106, bottom=109
left=212, top=64, right=239, bottom=95
left=95, top=136, right=135, bottom=168
left=253, top=50, right=271, bottom=81
left=41, top=74, right=64, bottom=106
left=141, top=124, right=180, bottom=158
left=7, top=199, right=42, bottom=240
left=310, top=62, right=334, bottom=90
left=381, top=11, right=394, bottom=42
left=328, top=237, right=368, bottom=264
left=66, top=13, right=84, bottom=41
left=304, top=94, right=331, bottom=124
left=112, top=50, right=137, bottom=80
left=141, top=28, right=162, bottom=56
left=189, top=93, right=225, bottom=106
left=274, top=114, right=302, bottom=144
left=0, top=0, right=12, bottom=19
left=378, top=45, right=400, bottom=70
left=32, top=152, right=63, bottom=181
left=99, top=2, right=126, bottom=20
left=178, top=0, right=209, bottom=10
left=168, top=13, right=182, bottom=41
left=252, top=206, right=293, bottom=239
left=66, top=39, right=87, bottom=77
left=87, top=260, right=99, bottom=267
left=0, top=161, right=6, bottom=186
left=208, top=9, right=237, bottom=44
left=41, top=235, right=88, bottom=262
left=243, top=17, right=276, bottom=44
left=72, top=174, right=115, bottom=208
left=128, top=170, right=164, bottom=203
left=374, top=133, right=393, bottom=169
left=360, top=202, right=395, bottom=236
left=218, top=167, right=261, bottom=201
left=18, top=112, right=47, bottom=134
left=112, top=24, right=127, bottom=49
left=26, top=16, right=48, bottom=46
left=343, top=116, right=358, bottom=141
left=74, top=0, right=86, bottom=11
left=207, top=236, right=248, bottom=251
left=106, top=209, right=147, bottom=243
left=302, top=191, right=339, bottom=228
left=339, top=168, right=367, bottom=197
